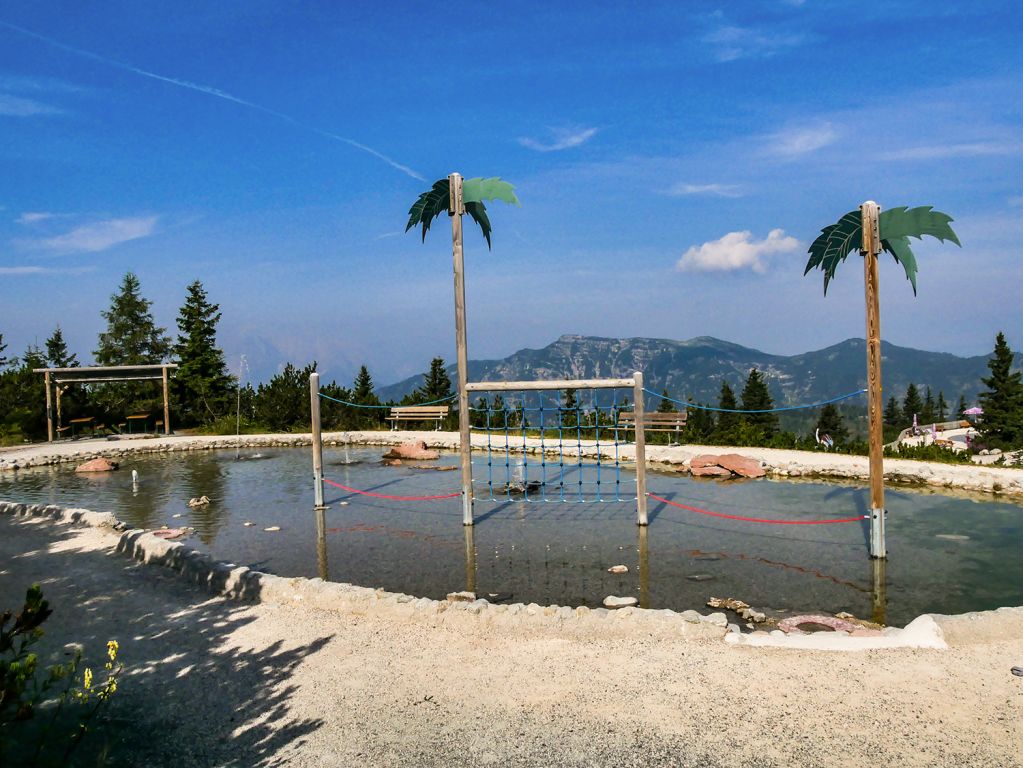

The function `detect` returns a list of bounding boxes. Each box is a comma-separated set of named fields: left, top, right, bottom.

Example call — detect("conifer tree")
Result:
left=921, top=387, right=936, bottom=423
left=351, top=365, right=383, bottom=428
left=93, top=272, right=170, bottom=417
left=978, top=332, right=1023, bottom=448
left=740, top=368, right=779, bottom=439
left=417, top=357, right=453, bottom=402
left=815, top=403, right=849, bottom=445
left=883, top=396, right=901, bottom=426
left=957, top=394, right=968, bottom=419
left=902, top=383, right=923, bottom=425
left=656, top=389, right=676, bottom=413
left=173, top=281, right=232, bottom=426
left=561, top=388, right=579, bottom=428
left=712, top=381, right=740, bottom=444
left=0, top=333, right=7, bottom=369
left=45, top=325, right=78, bottom=368
left=686, top=395, right=715, bottom=443
left=936, top=391, right=948, bottom=422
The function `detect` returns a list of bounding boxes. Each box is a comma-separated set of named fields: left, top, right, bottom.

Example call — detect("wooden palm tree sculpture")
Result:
left=406, top=174, right=520, bottom=525
left=805, top=203, right=960, bottom=558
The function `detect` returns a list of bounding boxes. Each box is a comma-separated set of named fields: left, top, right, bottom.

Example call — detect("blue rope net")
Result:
left=469, top=389, right=631, bottom=504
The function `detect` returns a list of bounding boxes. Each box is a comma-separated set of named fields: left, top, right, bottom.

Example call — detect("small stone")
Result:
left=704, top=612, right=728, bottom=627
left=687, top=574, right=714, bottom=582
left=935, top=534, right=970, bottom=541
left=446, top=591, right=476, bottom=602
left=243, top=521, right=255, bottom=527
left=264, top=526, right=281, bottom=532
left=728, top=623, right=741, bottom=634
left=603, top=595, right=639, bottom=609
left=607, top=564, right=629, bottom=574
left=680, top=610, right=702, bottom=624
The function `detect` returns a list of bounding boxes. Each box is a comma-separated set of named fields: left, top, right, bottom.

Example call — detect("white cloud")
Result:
left=704, top=25, right=806, bottom=62
left=0, top=93, right=62, bottom=116
left=879, top=141, right=1022, bottom=161
left=0, top=265, right=92, bottom=275
left=766, top=123, right=838, bottom=157
left=16, top=212, right=56, bottom=225
left=677, top=228, right=800, bottom=273
left=518, top=127, right=598, bottom=152
left=30, top=216, right=159, bottom=254
left=667, top=182, right=744, bottom=198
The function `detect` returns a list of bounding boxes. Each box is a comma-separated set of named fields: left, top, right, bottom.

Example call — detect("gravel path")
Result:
left=3, top=513, right=1021, bottom=767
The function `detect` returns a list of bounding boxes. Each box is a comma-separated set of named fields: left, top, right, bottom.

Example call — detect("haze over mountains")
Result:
left=379, top=334, right=993, bottom=408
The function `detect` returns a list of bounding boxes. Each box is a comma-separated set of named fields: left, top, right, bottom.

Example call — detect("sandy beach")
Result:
left=2, top=434, right=1022, bottom=766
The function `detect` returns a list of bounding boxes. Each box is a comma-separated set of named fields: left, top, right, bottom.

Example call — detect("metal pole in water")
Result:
left=450, top=172, right=474, bottom=526
left=861, top=201, right=886, bottom=559
left=309, top=372, right=326, bottom=510
left=463, top=524, right=476, bottom=594
left=633, top=371, right=648, bottom=526
left=638, top=524, right=650, bottom=608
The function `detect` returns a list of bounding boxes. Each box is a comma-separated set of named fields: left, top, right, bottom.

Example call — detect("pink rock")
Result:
left=382, top=441, right=440, bottom=460
left=152, top=527, right=189, bottom=540
left=75, top=458, right=119, bottom=473
left=777, top=615, right=861, bottom=634
left=850, top=628, right=884, bottom=637
left=690, top=465, right=734, bottom=477
left=716, top=454, right=766, bottom=478
left=690, top=454, right=723, bottom=468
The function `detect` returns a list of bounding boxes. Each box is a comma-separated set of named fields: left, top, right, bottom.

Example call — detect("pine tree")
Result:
left=902, top=383, right=923, bottom=425
left=712, top=381, right=740, bottom=444
left=656, top=389, right=676, bottom=413
left=0, top=344, right=48, bottom=439
left=957, top=394, right=968, bottom=419
left=883, top=396, right=901, bottom=426
left=686, top=395, right=715, bottom=443
left=173, top=281, right=232, bottom=426
left=93, top=272, right=170, bottom=418
left=0, top=333, right=7, bottom=369
left=561, top=388, right=579, bottom=428
left=740, top=368, right=778, bottom=440
left=417, top=357, right=453, bottom=402
left=815, top=403, right=849, bottom=445
left=978, top=332, right=1023, bottom=448
left=921, top=387, right=936, bottom=424
left=350, top=365, right=383, bottom=428
left=95, top=272, right=170, bottom=365
left=936, top=391, right=948, bottom=422
left=254, top=362, right=316, bottom=432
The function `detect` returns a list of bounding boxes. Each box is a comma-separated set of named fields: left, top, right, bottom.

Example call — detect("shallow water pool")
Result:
left=3, top=446, right=1021, bottom=626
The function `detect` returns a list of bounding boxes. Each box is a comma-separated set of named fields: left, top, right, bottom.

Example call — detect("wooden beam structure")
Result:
left=861, top=201, right=886, bottom=559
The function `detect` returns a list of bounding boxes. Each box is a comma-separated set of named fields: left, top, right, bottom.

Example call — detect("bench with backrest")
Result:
left=386, top=405, right=450, bottom=431
left=615, top=410, right=688, bottom=442
left=68, top=416, right=95, bottom=438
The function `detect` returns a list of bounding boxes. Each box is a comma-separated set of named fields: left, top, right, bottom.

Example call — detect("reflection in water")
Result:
left=871, top=558, right=887, bottom=625
left=180, top=457, right=228, bottom=545
left=464, top=524, right=476, bottom=593
left=638, top=525, right=650, bottom=608
left=315, top=507, right=329, bottom=581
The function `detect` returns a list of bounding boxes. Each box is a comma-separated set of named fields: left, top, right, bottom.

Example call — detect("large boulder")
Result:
left=75, top=458, right=118, bottom=473
left=382, top=441, right=440, bottom=460
left=690, top=454, right=724, bottom=468
left=716, top=454, right=766, bottom=478
left=690, top=464, right=733, bottom=477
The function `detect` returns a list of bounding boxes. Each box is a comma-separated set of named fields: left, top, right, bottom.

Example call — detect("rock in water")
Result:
left=607, top=564, right=629, bottom=574
left=603, top=595, right=638, bottom=609
left=935, top=534, right=970, bottom=541
left=382, top=441, right=440, bottom=460
left=76, top=458, right=118, bottom=473
left=715, top=454, right=767, bottom=478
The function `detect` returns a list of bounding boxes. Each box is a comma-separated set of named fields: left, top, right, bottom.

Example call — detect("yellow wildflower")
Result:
left=107, top=640, right=119, bottom=661
left=83, top=668, right=93, bottom=690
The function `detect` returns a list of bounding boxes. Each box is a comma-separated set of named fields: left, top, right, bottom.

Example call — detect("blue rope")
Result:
left=644, top=388, right=867, bottom=413
left=319, top=391, right=457, bottom=408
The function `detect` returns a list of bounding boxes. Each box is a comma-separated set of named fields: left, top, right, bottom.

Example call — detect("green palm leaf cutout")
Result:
left=465, top=201, right=492, bottom=249
left=882, top=236, right=919, bottom=295
left=405, top=178, right=451, bottom=242
left=805, top=210, right=861, bottom=294
left=879, top=206, right=961, bottom=246
left=462, top=177, right=521, bottom=207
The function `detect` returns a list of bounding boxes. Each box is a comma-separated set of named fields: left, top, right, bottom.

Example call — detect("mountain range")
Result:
left=378, top=335, right=993, bottom=412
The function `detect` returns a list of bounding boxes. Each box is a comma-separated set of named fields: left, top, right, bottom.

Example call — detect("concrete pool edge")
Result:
left=7, top=499, right=1021, bottom=652
left=2, top=430, right=1022, bottom=500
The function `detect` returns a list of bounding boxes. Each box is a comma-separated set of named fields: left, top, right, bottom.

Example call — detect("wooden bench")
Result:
left=126, top=413, right=151, bottom=433
left=69, top=416, right=95, bottom=437
left=387, top=405, right=449, bottom=431
left=615, top=411, right=688, bottom=442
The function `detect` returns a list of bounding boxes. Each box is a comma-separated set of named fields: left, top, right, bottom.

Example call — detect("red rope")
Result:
left=647, top=492, right=867, bottom=525
left=323, top=477, right=461, bottom=501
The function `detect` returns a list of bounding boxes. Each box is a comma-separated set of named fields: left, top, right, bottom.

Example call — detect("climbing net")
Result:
left=467, top=382, right=637, bottom=504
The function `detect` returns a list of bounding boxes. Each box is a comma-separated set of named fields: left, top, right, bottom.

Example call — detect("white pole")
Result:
left=310, top=372, right=326, bottom=510
left=633, top=371, right=648, bottom=526
left=450, top=172, right=474, bottom=526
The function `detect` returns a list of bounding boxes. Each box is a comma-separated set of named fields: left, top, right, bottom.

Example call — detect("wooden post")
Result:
left=315, top=506, right=329, bottom=580
left=633, top=371, right=648, bottom=525
left=861, top=201, right=886, bottom=559
left=55, top=384, right=63, bottom=438
left=637, top=524, right=650, bottom=608
left=309, top=372, right=326, bottom=509
left=162, top=365, right=171, bottom=435
left=44, top=370, right=54, bottom=443
left=450, top=172, right=474, bottom=526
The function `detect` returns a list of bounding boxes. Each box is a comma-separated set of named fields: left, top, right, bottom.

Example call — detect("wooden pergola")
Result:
left=33, top=364, right=178, bottom=442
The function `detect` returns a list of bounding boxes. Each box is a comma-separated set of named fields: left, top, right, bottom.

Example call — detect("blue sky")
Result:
left=2, top=2, right=1021, bottom=387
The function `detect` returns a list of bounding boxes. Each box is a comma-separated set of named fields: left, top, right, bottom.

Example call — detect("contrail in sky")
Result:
left=0, top=20, right=425, bottom=181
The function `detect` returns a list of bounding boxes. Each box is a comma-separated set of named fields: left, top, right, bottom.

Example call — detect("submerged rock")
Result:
left=603, top=595, right=638, bottom=608
left=75, top=458, right=118, bottom=473
left=607, top=564, right=629, bottom=574
left=383, top=441, right=440, bottom=461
